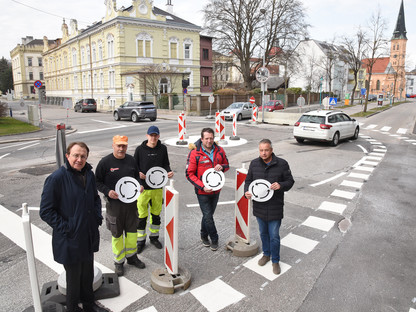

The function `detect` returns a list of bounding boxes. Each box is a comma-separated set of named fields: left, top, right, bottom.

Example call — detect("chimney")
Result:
left=166, top=0, right=173, bottom=14
left=22, top=36, right=34, bottom=45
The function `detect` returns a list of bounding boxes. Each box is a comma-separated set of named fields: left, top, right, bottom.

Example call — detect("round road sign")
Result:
left=202, top=168, right=225, bottom=191
left=34, top=80, right=42, bottom=88
left=248, top=179, right=274, bottom=202
left=145, top=166, right=168, bottom=189
left=208, top=94, right=215, bottom=104
left=255, top=67, right=270, bottom=83
left=115, top=177, right=141, bottom=203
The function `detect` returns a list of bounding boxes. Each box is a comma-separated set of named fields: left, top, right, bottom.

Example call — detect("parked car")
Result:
left=258, top=100, right=284, bottom=112
left=368, top=94, right=377, bottom=101
left=220, top=102, right=256, bottom=121
left=74, top=98, right=97, bottom=112
left=293, top=110, right=359, bottom=146
left=113, top=101, right=157, bottom=122
left=406, top=94, right=416, bottom=98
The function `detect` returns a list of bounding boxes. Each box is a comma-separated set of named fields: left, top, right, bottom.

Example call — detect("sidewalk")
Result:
left=0, top=100, right=401, bottom=144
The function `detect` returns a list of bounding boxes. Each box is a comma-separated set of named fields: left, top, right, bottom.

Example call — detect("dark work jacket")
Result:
left=40, top=159, right=102, bottom=265
left=244, top=153, right=294, bottom=221
left=134, top=140, right=171, bottom=190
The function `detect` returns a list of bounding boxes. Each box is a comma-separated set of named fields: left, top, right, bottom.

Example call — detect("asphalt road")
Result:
left=0, top=102, right=415, bottom=312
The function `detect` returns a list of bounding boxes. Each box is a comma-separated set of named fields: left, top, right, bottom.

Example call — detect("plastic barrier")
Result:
left=176, top=114, right=188, bottom=145
left=230, top=113, right=240, bottom=140
left=215, top=111, right=220, bottom=137
left=252, top=106, right=258, bottom=123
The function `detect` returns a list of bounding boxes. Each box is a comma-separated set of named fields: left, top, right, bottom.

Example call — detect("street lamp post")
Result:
left=260, top=8, right=266, bottom=123
left=319, top=76, right=323, bottom=108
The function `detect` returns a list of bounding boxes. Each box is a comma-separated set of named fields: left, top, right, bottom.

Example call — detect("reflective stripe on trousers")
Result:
left=112, top=232, right=137, bottom=263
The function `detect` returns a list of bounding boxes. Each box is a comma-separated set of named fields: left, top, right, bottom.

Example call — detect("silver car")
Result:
left=113, top=101, right=157, bottom=122
left=221, top=102, right=256, bottom=121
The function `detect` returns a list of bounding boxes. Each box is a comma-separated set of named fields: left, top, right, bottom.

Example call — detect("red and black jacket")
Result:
left=185, top=139, right=229, bottom=195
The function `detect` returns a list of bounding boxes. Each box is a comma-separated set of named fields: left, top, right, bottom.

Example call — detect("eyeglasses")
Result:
left=70, top=154, right=87, bottom=160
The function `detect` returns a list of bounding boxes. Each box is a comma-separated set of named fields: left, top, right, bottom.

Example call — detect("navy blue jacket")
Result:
left=40, top=159, right=102, bottom=265
left=244, top=154, right=294, bottom=221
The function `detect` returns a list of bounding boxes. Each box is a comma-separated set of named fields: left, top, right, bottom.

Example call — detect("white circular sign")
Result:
left=115, top=177, right=141, bottom=203
left=208, top=94, right=215, bottom=104
left=202, top=168, right=225, bottom=191
left=297, top=96, right=305, bottom=107
left=145, top=166, right=168, bottom=189
left=256, top=67, right=270, bottom=83
left=248, top=179, right=274, bottom=202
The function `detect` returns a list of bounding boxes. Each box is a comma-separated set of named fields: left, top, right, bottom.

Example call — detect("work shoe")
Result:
left=201, top=237, right=210, bottom=247
left=127, top=255, right=146, bottom=269
left=114, top=262, right=124, bottom=276
left=272, top=262, right=281, bottom=275
left=137, top=242, right=145, bottom=254
left=210, top=241, right=218, bottom=251
left=150, top=238, right=163, bottom=249
left=258, top=255, right=270, bottom=266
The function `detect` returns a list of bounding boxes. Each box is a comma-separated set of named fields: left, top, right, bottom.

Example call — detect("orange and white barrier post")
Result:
left=226, top=164, right=258, bottom=256
left=215, top=111, right=220, bottom=138
left=151, top=180, right=191, bottom=293
left=180, top=112, right=188, bottom=139
left=252, top=106, right=258, bottom=123
left=176, top=114, right=188, bottom=145
left=230, top=113, right=240, bottom=140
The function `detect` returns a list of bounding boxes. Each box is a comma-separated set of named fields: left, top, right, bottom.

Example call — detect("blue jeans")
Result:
left=256, top=217, right=282, bottom=263
left=196, top=193, right=220, bottom=243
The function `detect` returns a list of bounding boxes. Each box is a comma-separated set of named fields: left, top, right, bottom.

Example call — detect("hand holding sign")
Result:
left=145, top=166, right=169, bottom=189
left=202, top=168, right=225, bottom=191
left=115, top=177, right=141, bottom=203
left=248, top=179, right=274, bottom=202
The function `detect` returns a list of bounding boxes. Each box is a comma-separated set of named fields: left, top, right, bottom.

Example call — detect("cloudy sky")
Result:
left=1, top=0, right=415, bottom=69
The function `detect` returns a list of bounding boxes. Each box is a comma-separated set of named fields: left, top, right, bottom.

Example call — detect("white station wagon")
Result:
left=293, top=110, right=359, bottom=146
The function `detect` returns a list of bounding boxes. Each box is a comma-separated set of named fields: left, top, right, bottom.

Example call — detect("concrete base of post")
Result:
left=176, top=140, right=188, bottom=145
left=218, top=139, right=228, bottom=145
left=229, top=135, right=240, bottom=140
left=151, top=267, right=191, bottom=294
left=58, top=266, right=103, bottom=295
left=206, top=115, right=214, bottom=119
left=226, top=236, right=259, bottom=257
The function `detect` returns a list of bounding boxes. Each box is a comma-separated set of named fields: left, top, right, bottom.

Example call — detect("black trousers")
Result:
left=64, top=258, right=94, bottom=311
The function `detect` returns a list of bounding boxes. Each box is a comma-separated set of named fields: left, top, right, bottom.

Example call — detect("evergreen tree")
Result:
left=0, top=57, right=13, bottom=94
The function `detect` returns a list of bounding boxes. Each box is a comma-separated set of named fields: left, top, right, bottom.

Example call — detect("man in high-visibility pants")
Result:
left=134, top=126, right=174, bottom=253
left=96, top=135, right=145, bottom=276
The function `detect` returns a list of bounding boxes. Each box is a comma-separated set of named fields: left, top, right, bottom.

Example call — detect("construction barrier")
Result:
left=218, top=114, right=227, bottom=144
left=180, top=112, right=187, bottom=139
left=226, top=164, right=258, bottom=257
left=151, top=180, right=191, bottom=294
left=215, top=111, right=220, bottom=137
left=230, top=113, right=240, bottom=140
left=55, top=124, right=66, bottom=168
left=176, top=114, right=188, bottom=145
left=252, top=106, right=258, bottom=123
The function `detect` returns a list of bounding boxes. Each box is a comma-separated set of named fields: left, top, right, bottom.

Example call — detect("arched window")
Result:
left=183, top=38, right=193, bottom=59
left=376, top=80, right=380, bottom=90
left=107, top=34, right=114, bottom=58
left=72, top=48, right=77, bottom=66
left=98, top=40, right=103, bottom=60
left=92, top=42, right=96, bottom=62
left=160, top=77, right=168, bottom=94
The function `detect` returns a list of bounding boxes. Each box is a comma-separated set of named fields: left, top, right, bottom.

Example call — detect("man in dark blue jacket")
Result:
left=40, top=142, right=106, bottom=312
left=244, top=139, right=294, bottom=275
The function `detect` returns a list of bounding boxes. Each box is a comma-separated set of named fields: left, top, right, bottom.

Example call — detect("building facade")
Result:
left=42, top=0, right=204, bottom=110
left=10, top=36, right=54, bottom=100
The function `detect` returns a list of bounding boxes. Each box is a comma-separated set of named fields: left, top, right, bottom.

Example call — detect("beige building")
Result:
left=42, top=0, right=202, bottom=110
left=10, top=36, right=53, bottom=100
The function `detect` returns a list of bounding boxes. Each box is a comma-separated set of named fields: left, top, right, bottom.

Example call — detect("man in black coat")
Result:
left=40, top=142, right=107, bottom=312
left=244, top=139, right=294, bottom=275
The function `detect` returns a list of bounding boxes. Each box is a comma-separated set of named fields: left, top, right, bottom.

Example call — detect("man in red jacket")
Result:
left=186, top=127, right=229, bottom=251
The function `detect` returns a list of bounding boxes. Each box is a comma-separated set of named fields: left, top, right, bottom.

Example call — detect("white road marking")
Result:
left=365, top=124, right=377, bottom=129
left=354, top=166, right=375, bottom=172
left=190, top=278, right=245, bottom=312
left=77, top=125, right=127, bottom=134
left=405, top=140, right=416, bottom=143
left=301, top=216, right=335, bottom=232
left=137, top=307, right=158, bottom=312
left=356, top=145, right=368, bottom=153
left=243, top=254, right=291, bottom=281
left=397, top=137, right=409, bottom=140
left=0, top=140, right=39, bottom=150
left=186, top=200, right=235, bottom=208
left=0, top=153, right=10, bottom=159
left=309, top=172, right=346, bottom=187
left=281, top=233, right=319, bottom=254
left=364, top=156, right=383, bottom=161
left=373, top=149, right=387, bottom=153
left=397, top=128, right=407, bottom=134
left=369, top=141, right=382, bottom=145
left=348, top=172, right=370, bottom=180
left=17, top=142, right=40, bottom=150
left=368, top=152, right=385, bottom=157
left=340, top=180, right=363, bottom=189
left=0, top=204, right=148, bottom=312
left=317, top=201, right=347, bottom=215
left=389, top=134, right=400, bottom=137
left=380, top=126, right=391, bottom=132
left=366, top=139, right=377, bottom=142
left=331, top=189, right=356, bottom=200
left=90, top=119, right=119, bottom=125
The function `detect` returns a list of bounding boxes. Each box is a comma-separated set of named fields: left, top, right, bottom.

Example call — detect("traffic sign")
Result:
left=34, top=80, right=42, bottom=88
left=145, top=166, right=168, bottom=189
left=297, top=95, right=305, bottom=107
left=183, top=88, right=187, bottom=94
left=115, top=177, right=141, bottom=203
left=249, top=96, right=255, bottom=104
left=360, top=88, right=366, bottom=95
left=202, top=168, right=225, bottom=191
left=329, top=97, right=337, bottom=106
left=248, top=179, right=274, bottom=202
left=255, top=67, right=269, bottom=83
left=208, top=94, right=215, bottom=104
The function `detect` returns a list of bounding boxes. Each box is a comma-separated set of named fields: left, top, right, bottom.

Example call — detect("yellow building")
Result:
left=10, top=36, right=53, bottom=100
left=42, top=0, right=202, bottom=110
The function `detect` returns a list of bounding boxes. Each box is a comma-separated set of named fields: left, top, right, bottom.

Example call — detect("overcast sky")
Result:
left=1, top=0, right=415, bottom=70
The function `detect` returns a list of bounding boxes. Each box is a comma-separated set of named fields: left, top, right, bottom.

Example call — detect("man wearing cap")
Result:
left=134, top=125, right=174, bottom=253
left=95, top=135, right=145, bottom=276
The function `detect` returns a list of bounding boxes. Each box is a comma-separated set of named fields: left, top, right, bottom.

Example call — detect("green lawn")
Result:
left=0, top=117, right=40, bottom=136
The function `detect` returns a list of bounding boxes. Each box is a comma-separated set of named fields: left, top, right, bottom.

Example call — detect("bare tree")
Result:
left=362, top=9, right=388, bottom=112
left=203, top=0, right=308, bottom=90
left=134, top=64, right=182, bottom=96
left=340, top=28, right=367, bottom=105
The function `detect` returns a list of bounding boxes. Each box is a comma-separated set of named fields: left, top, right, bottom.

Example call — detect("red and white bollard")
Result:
left=151, top=180, right=191, bottom=294
left=215, top=111, right=220, bottom=138
left=230, top=113, right=240, bottom=140
left=180, top=112, right=188, bottom=139
left=218, top=114, right=227, bottom=144
left=226, top=164, right=258, bottom=256
left=176, top=114, right=188, bottom=145
left=252, top=106, right=258, bottom=123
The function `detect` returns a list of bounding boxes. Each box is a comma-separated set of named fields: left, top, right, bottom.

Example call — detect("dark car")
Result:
left=74, top=98, right=97, bottom=112
left=113, top=101, right=157, bottom=122
left=368, top=94, right=377, bottom=101
left=258, top=100, right=284, bottom=112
